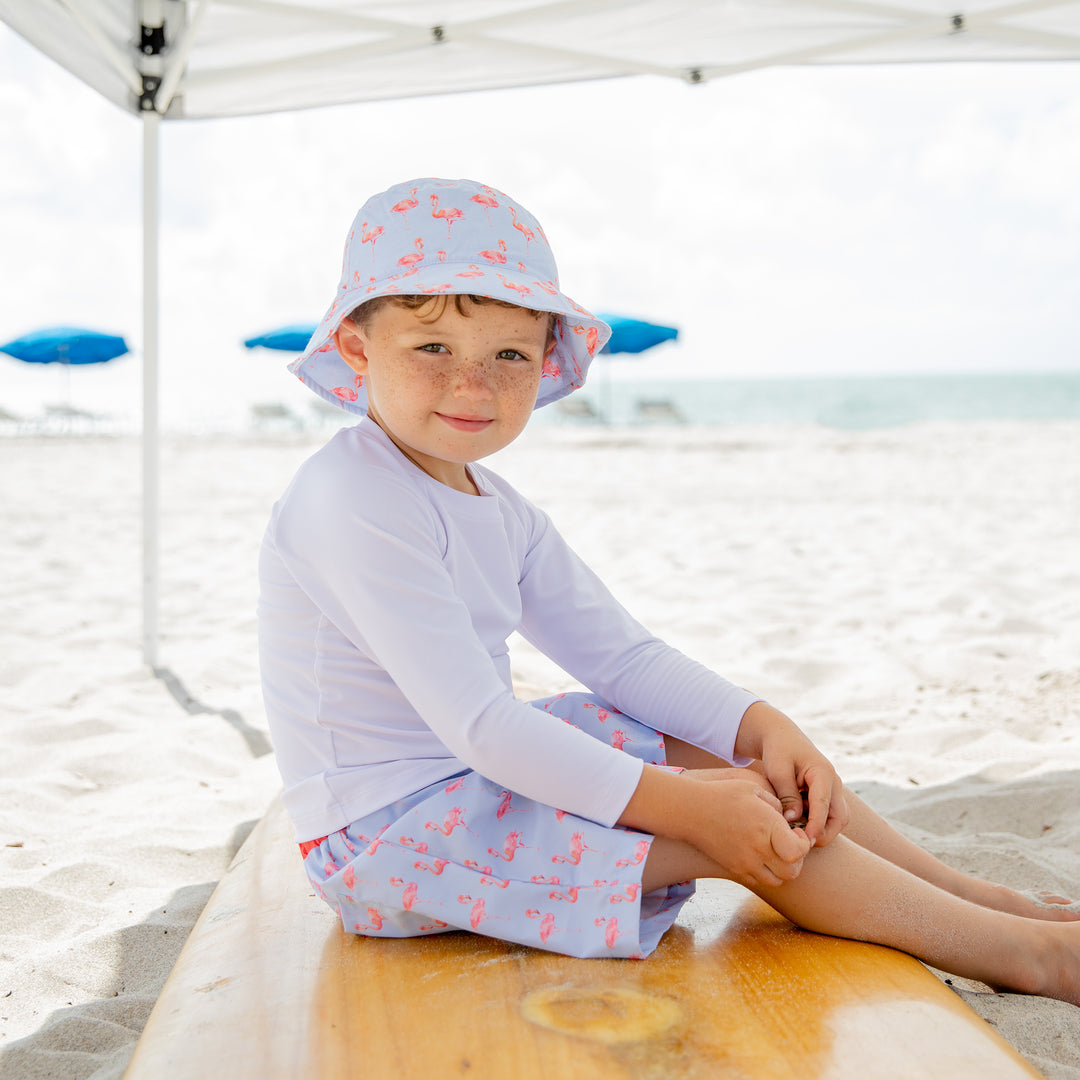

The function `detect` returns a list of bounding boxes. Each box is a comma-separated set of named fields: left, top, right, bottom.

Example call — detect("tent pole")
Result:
left=141, top=108, right=160, bottom=671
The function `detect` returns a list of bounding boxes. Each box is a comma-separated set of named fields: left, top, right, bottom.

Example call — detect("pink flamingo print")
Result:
left=509, top=205, right=535, bottom=246
left=609, top=883, right=642, bottom=904
left=360, top=222, right=384, bottom=257
left=424, top=806, right=470, bottom=836
left=552, top=832, right=604, bottom=866
left=430, top=194, right=464, bottom=237
left=399, top=835, right=429, bottom=854
left=495, top=273, right=532, bottom=298
left=526, top=909, right=557, bottom=944
left=595, top=916, right=625, bottom=949
left=364, top=826, right=391, bottom=856
left=487, top=831, right=533, bottom=862
left=470, top=191, right=499, bottom=222
left=616, top=839, right=651, bottom=869
left=457, top=894, right=493, bottom=930
left=398, top=236, right=424, bottom=270
left=549, top=886, right=582, bottom=903
left=479, top=239, right=507, bottom=264
left=391, top=189, right=418, bottom=223
left=571, top=323, right=601, bottom=357
left=496, top=790, right=530, bottom=820
left=389, top=877, right=420, bottom=910
left=414, top=857, right=450, bottom=875
left=611, top=729, right=631, bottom=751
left=354, top=907, right=384, bottom=932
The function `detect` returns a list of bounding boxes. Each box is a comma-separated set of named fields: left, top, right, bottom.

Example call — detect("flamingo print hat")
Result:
left=289, top=178, right=611, bottom=415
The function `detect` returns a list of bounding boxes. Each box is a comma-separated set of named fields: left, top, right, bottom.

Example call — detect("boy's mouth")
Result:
left=437, top=413, right=494, bottom=432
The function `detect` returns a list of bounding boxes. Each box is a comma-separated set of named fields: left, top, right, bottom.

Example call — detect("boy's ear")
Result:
left=334, top=319, right=368, bottom=376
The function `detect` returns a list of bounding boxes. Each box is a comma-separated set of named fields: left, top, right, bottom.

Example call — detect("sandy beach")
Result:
left=1, top=419, right=1078, bottom=1078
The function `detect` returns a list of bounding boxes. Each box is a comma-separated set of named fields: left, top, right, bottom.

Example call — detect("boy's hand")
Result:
left=660, top=773, right=807, bottom=889
left=683, top=776, right=812, bottom=889
left=617, top=766, right=812, bottom=889
left=735, top=702, right=848, bottom=847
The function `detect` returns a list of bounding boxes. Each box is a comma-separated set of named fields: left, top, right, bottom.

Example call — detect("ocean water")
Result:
left=536, top=370, right=1080, bottom=430
left=2, top=367, right=1079, bottom=435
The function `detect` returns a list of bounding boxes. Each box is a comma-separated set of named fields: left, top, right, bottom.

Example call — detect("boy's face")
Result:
left=334, top=297, right=552, bottom=493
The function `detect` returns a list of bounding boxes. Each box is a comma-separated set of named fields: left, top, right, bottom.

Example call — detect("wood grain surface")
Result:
left=124, top=796, right=1042, bottom=1079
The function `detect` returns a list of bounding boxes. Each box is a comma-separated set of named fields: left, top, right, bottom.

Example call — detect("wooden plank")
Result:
left=124, top=796, right=1043, bottom=1080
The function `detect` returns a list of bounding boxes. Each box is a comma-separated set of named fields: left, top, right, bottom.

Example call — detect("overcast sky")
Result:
left=1, top=24, right=1078, bottom=428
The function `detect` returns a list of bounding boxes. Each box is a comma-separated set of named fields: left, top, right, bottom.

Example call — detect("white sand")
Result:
left=1, top=420, right=1078, bottom=1078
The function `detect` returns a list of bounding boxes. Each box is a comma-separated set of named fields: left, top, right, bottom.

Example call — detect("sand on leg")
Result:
left=640, top=830, right=1080, bottom=1007
left=662, top=735, right=1079, bottom=922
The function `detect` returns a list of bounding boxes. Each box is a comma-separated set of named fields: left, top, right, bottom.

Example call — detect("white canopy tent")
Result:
left=2, top=0, right=1078, bottom=669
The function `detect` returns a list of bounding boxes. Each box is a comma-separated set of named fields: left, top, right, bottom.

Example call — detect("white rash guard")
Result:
left=258, top=421, right=758, bottom=841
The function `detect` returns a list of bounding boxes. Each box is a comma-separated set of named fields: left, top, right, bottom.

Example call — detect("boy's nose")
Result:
left=452, top=357, right=494, bottom=400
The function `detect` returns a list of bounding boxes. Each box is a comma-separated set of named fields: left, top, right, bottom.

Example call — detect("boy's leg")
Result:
left=641, top=832, right=1080, bottom=1006
left=662, top=735, right=1078, bottom=921
left=838, top=787, right=1079, bottom=920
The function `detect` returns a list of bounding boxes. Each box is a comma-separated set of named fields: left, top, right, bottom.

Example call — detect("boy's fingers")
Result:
left=753, top=786, right=784, bottom=815
left=803, top=770, right=836, bottom=842
left=772, top=821, right=812, bottom=864
left=769, top=775, right=805, bottom=821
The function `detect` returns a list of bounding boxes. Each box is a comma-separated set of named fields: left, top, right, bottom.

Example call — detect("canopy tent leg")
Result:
left=142, top=108, right=159, bottom=670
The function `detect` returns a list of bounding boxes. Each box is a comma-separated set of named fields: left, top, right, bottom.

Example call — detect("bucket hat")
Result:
left=289, top=178, right=610, bottom=415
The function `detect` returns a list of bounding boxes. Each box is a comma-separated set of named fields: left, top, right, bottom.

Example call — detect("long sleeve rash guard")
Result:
left=258, top=421, right=757, bottom=842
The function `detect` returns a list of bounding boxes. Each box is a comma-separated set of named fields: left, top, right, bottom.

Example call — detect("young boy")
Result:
left=259, top=177, right=1080, bottom=1001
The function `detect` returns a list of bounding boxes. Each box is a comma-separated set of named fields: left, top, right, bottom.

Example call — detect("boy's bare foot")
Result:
left=946, top=871, right=1080, bottom=922
left=1035, top=922, right=1080, bottom=1006
left=977, top=884, right=1080, bottom=923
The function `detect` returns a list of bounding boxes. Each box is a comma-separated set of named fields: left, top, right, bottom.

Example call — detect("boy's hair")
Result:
left=348, top=294, right=557, bottom=345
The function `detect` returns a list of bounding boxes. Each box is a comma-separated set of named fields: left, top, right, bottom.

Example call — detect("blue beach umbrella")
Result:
left=590, top=314, right=679, bottom=422
left=598, top=314, right=679, bottom=355
left=0, top=326, right=129, bottom=365
left=243, top=324, right=317, bottom=352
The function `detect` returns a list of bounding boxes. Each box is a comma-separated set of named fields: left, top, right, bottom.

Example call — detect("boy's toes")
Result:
left=1030, top=891, right=1076, bottom=906
left=1022, top=890, right=1080, bottom=921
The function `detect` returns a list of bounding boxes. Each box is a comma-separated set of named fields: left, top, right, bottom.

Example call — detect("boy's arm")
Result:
left=734, top=701, right=849, bottom=846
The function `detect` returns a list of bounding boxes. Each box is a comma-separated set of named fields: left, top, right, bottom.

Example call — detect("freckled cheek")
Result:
left=389, top=360, right=450, bottom=404
left=490, top=367, right=541, bottom=410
